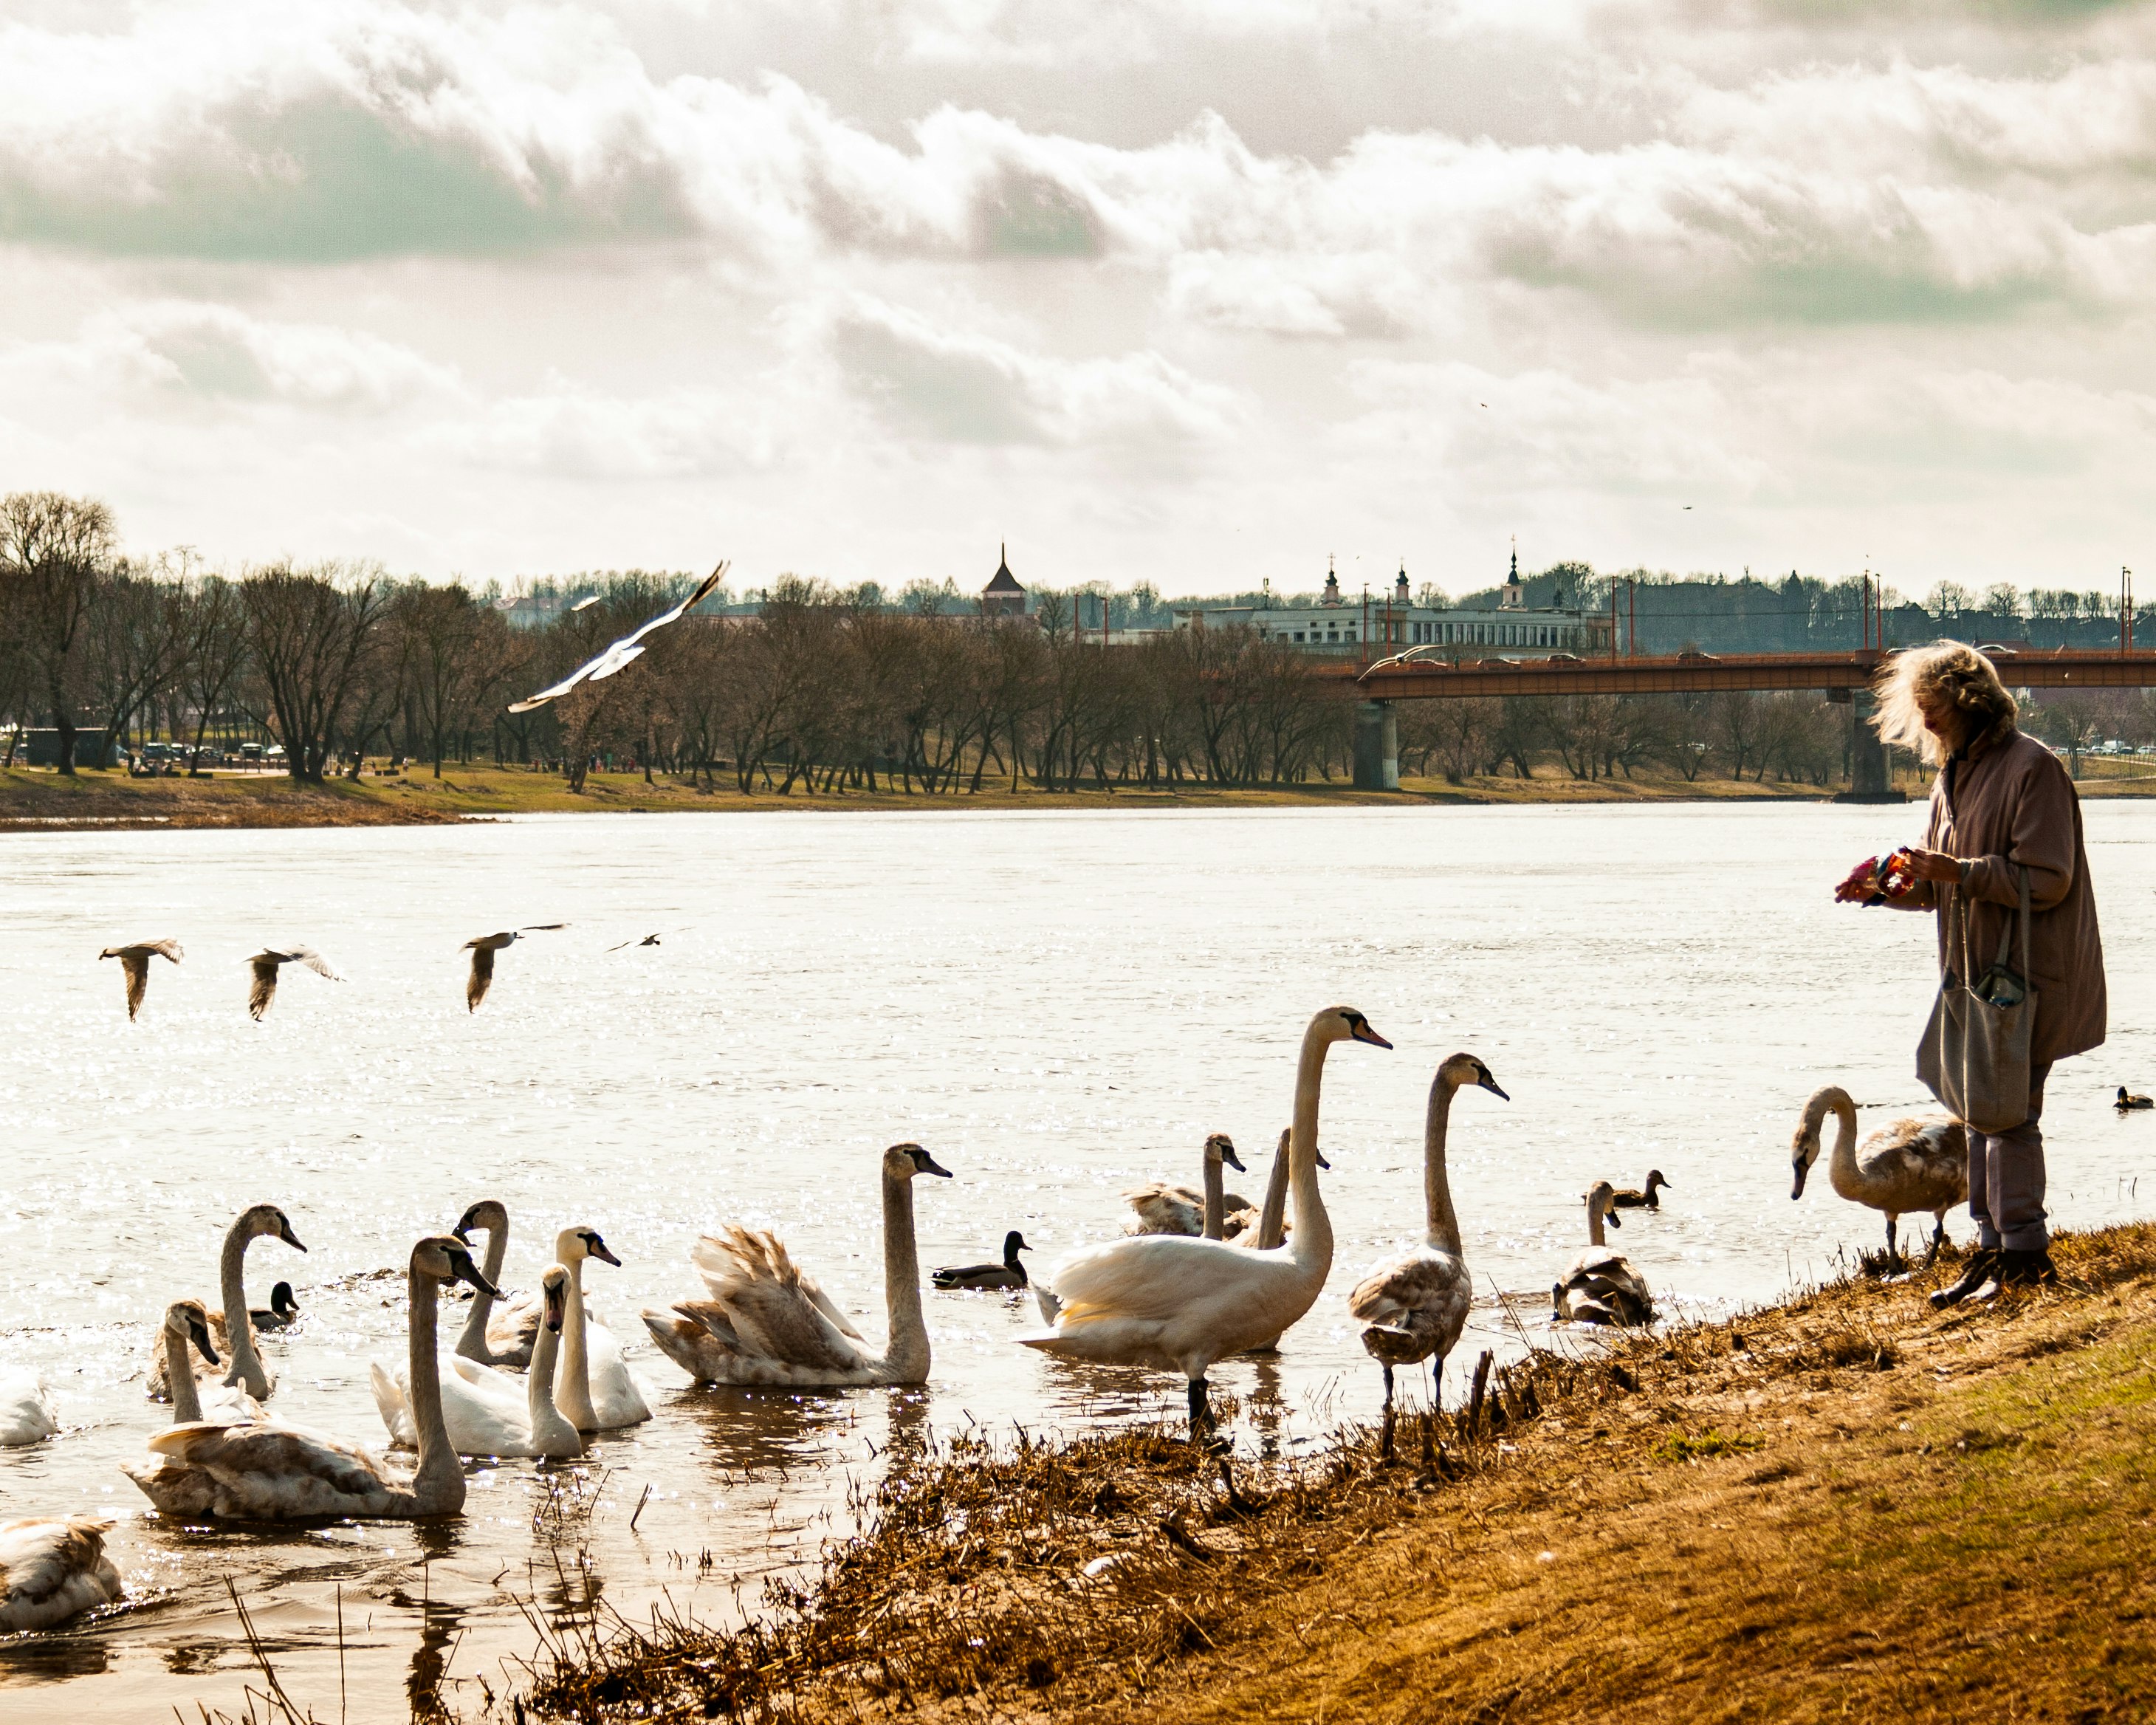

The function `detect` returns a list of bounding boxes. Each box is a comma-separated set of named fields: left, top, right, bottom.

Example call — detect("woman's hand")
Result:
left=1904, top=846, right=1963, bottom=884
left=1834, top=868, right=1883, bottom=904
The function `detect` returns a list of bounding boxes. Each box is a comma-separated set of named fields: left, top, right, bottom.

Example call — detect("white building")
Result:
left=1175, top=554, right=1609, bottom=658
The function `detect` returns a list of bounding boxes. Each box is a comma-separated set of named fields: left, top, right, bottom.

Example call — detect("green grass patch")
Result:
left=1653, top=1428, right=1766, bottom=1464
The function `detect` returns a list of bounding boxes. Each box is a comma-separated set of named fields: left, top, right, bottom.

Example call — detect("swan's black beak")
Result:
left=1220, top=1144, right=1247, bottom=1174
left=1607, top=1209, right=1622, bottom=1230
left=1480, top=1076, right=1510, bottom=1100
left=1316, top=1148, right=1331, bottom=1170
left=189, top=1320, right=219, bottom=1365
left=448, top=1246, right=501, bottom=1297
left=584, top=1232, right=622, bottom=1268
left=1791, top=1162, right=1809, bottom=1201
left=277, top=1218, right=308, bottom=1252
left=453, top=1204, right=485, bottom=1243
left=910, top=1148, right=953, bottom=1179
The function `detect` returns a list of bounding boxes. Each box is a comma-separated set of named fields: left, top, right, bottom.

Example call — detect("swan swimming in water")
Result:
left=1122, top=1135, right=1250, bottom=1238
left=1347, top=1053, right=1507, bottom=1417
left=126, top=1235, right=497, bottom=1522
left=1553, top=1182, right=1653, bottom=1326
left=0, top=1369, right=58, bottom=1447
left=643, top=1144, right=951, bottom=1387
left=373, top=1264, right=583, bottom=1459
left=0, top=1516, right=123, bottom=1633
left=1021, top=1006, right=1390, bottom=1436
left=1792, top=1086, right=1967, bottom=1262
left=146, top=1204, right=306, bottom=1404
left=449, top=1199, right=549, bottom=1368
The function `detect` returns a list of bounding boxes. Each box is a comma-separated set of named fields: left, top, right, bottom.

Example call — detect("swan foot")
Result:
left=1186, top=1377, right=1216, bottom=1443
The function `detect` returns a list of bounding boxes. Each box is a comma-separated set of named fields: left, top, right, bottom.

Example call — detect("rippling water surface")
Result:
left=3, top=801, right=2152, bottom=1718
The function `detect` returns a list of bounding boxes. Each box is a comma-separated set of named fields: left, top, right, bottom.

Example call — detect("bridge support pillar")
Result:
left=1836, top=690, right=1905, bottom=803
left=1353, top=701, right=1398, bottom=791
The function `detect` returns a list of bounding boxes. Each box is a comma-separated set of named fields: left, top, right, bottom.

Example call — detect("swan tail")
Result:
left=1032, top=1286, right=1062, bottom=1324
left=1359, top=1324, right=1426, bottom=1365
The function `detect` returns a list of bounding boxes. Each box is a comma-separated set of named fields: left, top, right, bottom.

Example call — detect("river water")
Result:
left=2, top=801, right=2152, bottom=1719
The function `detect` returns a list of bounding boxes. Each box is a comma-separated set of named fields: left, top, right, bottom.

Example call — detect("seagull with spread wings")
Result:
left=100, top=939, right=183, bottom=1021
left=507, top=563, right=727, bottom=714
left=463, top=926, right=566, bottom=1012
left=244, top=947, right=343, bottom=1021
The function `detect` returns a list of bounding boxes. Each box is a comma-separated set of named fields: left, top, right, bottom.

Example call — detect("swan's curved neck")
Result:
left=219, top=1221, right=267, bottom=1399
left=456, top=1221, right=509, bottom=1362
left=1286, top=1026, right=1336, bottom=1276
left=527, top=1315, right=576, bottom=1452
left=1822, top=1093, right=1863, bottom=1198
left=882, top=1170, right=930, bottom=1379
left=408, top=1265, right=461, bottom=1514
left=1201, top=1153, right=1225, bottom=1241
left=1254, top=1131, right=1291, bottom=1252
left=557, top=1257, right=597, bottom=1432
left=1585, top=1198, right=1607, bottom=1248
left=1425, top=1074, right=1464, bottom=1257
left=165, top=1328, right=203, bottom=1424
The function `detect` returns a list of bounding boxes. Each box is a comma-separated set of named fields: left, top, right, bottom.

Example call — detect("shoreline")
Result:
left=506, top=1224, right=2156, bottom=1724
left=8, top=763, right=2149, bottom=830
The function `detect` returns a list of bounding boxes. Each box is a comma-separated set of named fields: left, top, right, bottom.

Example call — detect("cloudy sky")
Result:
left=3, top=1, right=2154, bottom=598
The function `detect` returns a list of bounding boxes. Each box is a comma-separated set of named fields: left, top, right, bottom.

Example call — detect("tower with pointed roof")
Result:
left=1321, top=555, right=1342, bottom=608
left=1501, top=536, right=1525, bottom=609
left=982, top=543, right=1026, bottom=620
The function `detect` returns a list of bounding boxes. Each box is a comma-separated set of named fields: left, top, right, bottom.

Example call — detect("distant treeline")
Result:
left=1, top=490, right=2147, bottom=792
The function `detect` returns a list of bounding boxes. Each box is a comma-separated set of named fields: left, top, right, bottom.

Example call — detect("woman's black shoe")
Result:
left=1929, top=1249, right=1998, bottom=1309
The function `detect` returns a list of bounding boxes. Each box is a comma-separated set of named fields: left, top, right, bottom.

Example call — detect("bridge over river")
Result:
left=1318, top=647, right=2156, bottom=794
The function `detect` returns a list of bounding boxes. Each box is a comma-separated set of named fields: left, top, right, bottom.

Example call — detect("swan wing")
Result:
left=1044, top=1235, right=1277, bottom=1328
left=147, top=1419, right=394, bottom=1501
left=368, top=1362, right=416, bottom=1448
left=1348, top=1249, right=1472, bottom=1362
left=1120, top=1184, right=1202, bottom=1236
left=0, top=1371, right=58, bottom=1446
left=690, top=1230, right=869, bottom=1366
left=0, top=1516, right=121, bottom=1632
left=579, top=1320, right=653, bottom=1427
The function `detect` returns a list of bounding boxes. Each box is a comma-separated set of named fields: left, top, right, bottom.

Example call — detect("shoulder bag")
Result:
left=1919, top=865, right=2035, bottom=1132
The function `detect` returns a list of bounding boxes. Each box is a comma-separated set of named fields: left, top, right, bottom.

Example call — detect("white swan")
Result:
left=146, top=1204, right=307, bottom=1404
left=125, top=1235, right=496, bottom=1521
left=642, top=1145, right=952, bottom=1388
left=1020, top=1006, right=1391, bottom=1434
left=0, top=1516, right=123, bottom=1632
left=1553, top=1182, right=1653, bottom=1327
left=1348, top=1053, right=1507, bottom=1415
left=1122, top=1135, right=1250, bottom=1238
left=372, top=1265, right=583, bottom=1459
left=1793, top=1086, right=1968, bottom=1261
left=546, top=1227, right=650, bottom=1430
left=0, top=1369, right=58, bottom=1447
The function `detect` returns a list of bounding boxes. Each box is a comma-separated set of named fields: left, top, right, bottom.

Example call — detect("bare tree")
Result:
left=0, top=491, right=117, bottom=773
left=396, top=582, right=495, bottom=778
left=240, top=562, right=391, bottom=783
left=85, top=560, right=194, bottom=764
left=178, top=575, right=248, bottom=771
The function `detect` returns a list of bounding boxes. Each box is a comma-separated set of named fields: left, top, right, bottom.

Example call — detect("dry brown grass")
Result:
left=510, top=1224, right=2156, bottom=1724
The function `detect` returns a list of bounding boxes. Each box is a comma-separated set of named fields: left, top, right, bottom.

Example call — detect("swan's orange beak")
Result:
left=543, top=1280, right=566, bottom=1334
left=1349, top=1018, right=1393, bottom=1049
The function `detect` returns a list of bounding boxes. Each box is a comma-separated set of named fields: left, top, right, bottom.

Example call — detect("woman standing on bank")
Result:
left=1836, top=643, right=2106, bottom=1302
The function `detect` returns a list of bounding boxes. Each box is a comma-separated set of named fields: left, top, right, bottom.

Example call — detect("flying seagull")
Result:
left=244, top=947, right=343, bottom=1021
left=569, top=594, right=600, bottom=612
left=606, top=933, right=663, bottom=952
left=508, top=563, right=727, bottom=713
left=463, top=925, right=567, bottom=1012
left=101, top=939, right=182, bottom=1020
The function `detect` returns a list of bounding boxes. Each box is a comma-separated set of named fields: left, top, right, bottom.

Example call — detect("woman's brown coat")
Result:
left=1895, top=724, right=2106, bottom=1069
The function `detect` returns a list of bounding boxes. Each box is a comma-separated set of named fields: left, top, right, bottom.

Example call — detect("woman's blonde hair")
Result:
left=1872, top=642, right=2018, bottom=765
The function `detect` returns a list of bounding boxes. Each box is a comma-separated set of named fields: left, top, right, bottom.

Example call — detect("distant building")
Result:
left=982, top=545, right=1027, bottom=620
left=1175, top=550, right=1610, bottom=658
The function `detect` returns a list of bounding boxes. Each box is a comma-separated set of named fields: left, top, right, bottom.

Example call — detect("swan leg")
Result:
left=1379, top=1362, right=1395, bottom=1460
left=1884, top=1215, right=1899, bottom=1264
left=1929, top=1214, right=1948, bottom=1263
left=1186, top=1376, right=1212, bottom=1438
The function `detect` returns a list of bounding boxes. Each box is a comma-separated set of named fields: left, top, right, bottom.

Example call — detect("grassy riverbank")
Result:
left=7, top=758, right=2149, bottom=829
left=513, top=1224, right=2156, bottom=1724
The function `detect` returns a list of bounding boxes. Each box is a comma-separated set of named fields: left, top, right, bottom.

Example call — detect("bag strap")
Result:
left=1989, top=863, right=2033, bottom=976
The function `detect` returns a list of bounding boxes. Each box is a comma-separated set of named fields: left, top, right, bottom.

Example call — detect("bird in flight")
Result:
left=245, top=947, right=342, bottom=1021
left=606, top=933, right=663, bottom=953
left=101, top=939, right=182, bottom=1020
left=509, top=563, right=727, bottom=713
left=463, top=926, right=567, bottom=1012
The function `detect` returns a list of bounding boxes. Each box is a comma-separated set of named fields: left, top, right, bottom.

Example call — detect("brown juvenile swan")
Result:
left=1122, top=1134, right=1250, bottom=1238
left=1554, top=1182, right=1653, bottom=1327
left=1792, top=1086, right=1967, bottom=1261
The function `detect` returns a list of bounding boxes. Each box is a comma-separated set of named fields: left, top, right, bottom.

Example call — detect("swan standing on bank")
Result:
left=1347, top=1053, right=1507, bottom=1416
left=126, top=1235, right=497, bottom=1522
left=0, top=1516, right=123, bottom=1632
left=373, top=1264, right=583, bottom=1459
left=147, top=1204, right=306, bottom=1403
left=1553, top=1182, right=1653, bottom=1326
left=244, top=947, right=342, bottom=1021
left=1020, top=1006, right=1391, bottom=1436
left=642, top=1145, right=952, bottom=1388
left=1122, top=1135, right=1250, bottom=1238
left=100, top=939, right=182, bottom=1021
left=1792, top=1086, right=1968, bottom=1261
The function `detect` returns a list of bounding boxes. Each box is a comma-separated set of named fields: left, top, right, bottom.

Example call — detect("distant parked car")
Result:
left=1677, top=649, right=1720, bottom=663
